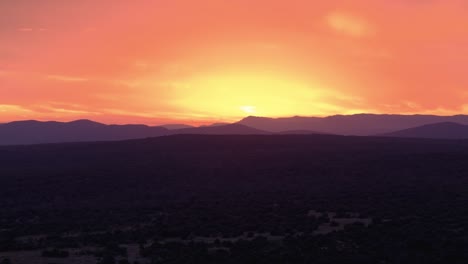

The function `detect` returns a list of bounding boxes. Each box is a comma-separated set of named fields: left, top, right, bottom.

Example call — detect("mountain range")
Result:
left=380, top=122, right=468, bottom=139
left=2, top=114, right=468, bottom=145
left=0, top=120, right=267, bottom=145
left=237, top=114, right=468, bottom=135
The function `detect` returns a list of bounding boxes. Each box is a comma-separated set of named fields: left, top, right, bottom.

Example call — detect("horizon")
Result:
left=3, top=112, right=468, bottom=127
left=2, top=1, right=468, bottom=125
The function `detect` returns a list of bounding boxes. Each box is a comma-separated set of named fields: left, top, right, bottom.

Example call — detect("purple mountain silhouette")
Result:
left=237, top=114, right=468, bottom=135
left=380, top=122, right=468, bottom=139
left=170, top=123, right=268, bottom=135
left=276, top=130, right=330, bottom=135
left=4, top=114, right=468, bottom=145
left=0, top=120, right=170, bottom=145
left=0, top=120, right=267, bottom=145
left=160, top=124, right=194, bottom=130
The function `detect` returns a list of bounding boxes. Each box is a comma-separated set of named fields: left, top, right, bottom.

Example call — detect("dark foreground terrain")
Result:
left=1, top=135, right=468, bottom=263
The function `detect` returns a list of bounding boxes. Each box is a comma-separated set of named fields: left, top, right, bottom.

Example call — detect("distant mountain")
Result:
left=380, top=122, right=468, bottom=139
left=5, top=114, right=468, bottom=145
left=0, top=120, right=267, bottom=145
left=238, top=114, right=468, bottom=136
left=0, top=120, right=170, bottom=145
left=276, top=130, right=329, bottom=135
left=171, top=123, right=268, bottom=135
left=161, top=124, right=194, bottom=130
left=207, top=122, right=230, bottom=127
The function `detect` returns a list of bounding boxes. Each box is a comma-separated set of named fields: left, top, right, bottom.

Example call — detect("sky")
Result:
left=1, top=0, right=468, bottom=125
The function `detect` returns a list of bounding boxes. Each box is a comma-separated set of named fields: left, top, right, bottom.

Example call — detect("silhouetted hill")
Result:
left=238, top=114, right=468, bottom=135
left=6, top=114, right=468, bottom=145
left=1, top=134, right=468, bottom=210
left=381, top=122, right=468, bottom=139
left=161, top=124, right=194, bottom=130
left=206, top=122, right=230, bottom=127
left=0, top=121, right=266, bottom=145
left=0, top=120, right=170, bottom=145
left=276, top=130, right=329, bottom=135
left=171, top=123, right=268, bottom=135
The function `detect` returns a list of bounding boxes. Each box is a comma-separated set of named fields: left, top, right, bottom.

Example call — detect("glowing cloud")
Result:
left=45, top=75, right=89, bottom=82
left=326, top=11, right=374, bottom=37
left=0, top=104, right=31, bottom=113
left=17, top=28, right=34, bottom=32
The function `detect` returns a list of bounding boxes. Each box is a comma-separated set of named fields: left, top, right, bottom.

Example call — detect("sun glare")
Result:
left=240, top=105, right=257, bottom=114
left=170, top=73, right=328, bottom=119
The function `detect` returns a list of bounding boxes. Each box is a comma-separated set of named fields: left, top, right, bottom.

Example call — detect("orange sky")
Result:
left=1, top=0, right=468, bottom=125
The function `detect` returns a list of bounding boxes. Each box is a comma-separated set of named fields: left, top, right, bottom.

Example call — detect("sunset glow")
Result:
left=1, top=0, right=468, bottom=125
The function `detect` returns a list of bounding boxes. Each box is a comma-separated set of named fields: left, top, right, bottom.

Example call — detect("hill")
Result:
left=4, top=114, right=468, bottom=145
left=0, top=119, right=170, bottom=145
left=0, top=120, right=267, bottom=145
left=172, top=123, right=268, bottom=135
left=381, top=122, right=468, bottom=139
left=1, top=134, right=467, bottom=210
left=160, top=124, right=194, bottom=130
left=276, top=130, right=329, bottom=135
left=237, top=114, right=468, bottom=135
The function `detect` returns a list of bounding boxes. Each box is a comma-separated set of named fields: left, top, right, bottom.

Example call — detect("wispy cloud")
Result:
left=41, top=106, right=99, bottom=115
left=30, top=102, right=102, bottom=115
left=102, top=108, right=158, bottom=118
left=45, top=75, right=89, bottom=82
left=17, top=28, right=34, bottom=32
left=17, top=28, right=48, bottom=32
left=326, top=11, right=374, bottom=37
left=0, top=104, right=32, bottom=113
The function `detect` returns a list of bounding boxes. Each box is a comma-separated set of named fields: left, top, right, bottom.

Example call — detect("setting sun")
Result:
left=240, top=106, right=257, bottom=115
left=166, top=73, right=349, bottom=121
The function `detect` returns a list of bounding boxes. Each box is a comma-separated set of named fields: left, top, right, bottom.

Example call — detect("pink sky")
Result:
left=1, top=0, right=468, bottom=125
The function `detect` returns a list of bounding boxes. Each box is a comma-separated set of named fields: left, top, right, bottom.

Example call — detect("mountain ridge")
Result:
left=4, top=114, right=468, bottom=145
left=237, top=114, right=468, bottom=135
left=0, top=120, right=268, bottom=145
left=380, top=122, right=468, bottom=139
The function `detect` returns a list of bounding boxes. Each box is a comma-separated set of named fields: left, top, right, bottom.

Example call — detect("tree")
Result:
left=119, top=259, right=130, bottom=264
left=98, top=255, right=116, bottom=264
left=0, top=258, right=12, bottom=264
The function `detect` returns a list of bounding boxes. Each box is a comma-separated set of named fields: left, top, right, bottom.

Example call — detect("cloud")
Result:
left=17, top=28, right=34, bottom=32
left=326, top=11, right=374, bottom=37
left=39, top=106, right=100, bottom=115
left=45, top=75, right=89, bottom=82
left=16, top=28, right=48, bottom=32
left=0, top=104, right=32, bottom=113
left=23, top=101, right=102, bottom=116
left=101, top=108, right=199, bottom=120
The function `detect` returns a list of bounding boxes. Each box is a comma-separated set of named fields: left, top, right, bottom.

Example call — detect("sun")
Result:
left=170, top=73, right=329, bottom=119
left=240, top=105, right=257, bottom=114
